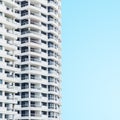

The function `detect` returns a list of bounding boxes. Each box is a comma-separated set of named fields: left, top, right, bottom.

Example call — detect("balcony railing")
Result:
left=7, top=96, right=14, bottom=100
left=21, top=49, right=28, bottom=53
left=21, top=77, right=29, bottom=80
left=6, top=63, right=13, bottom=67
left=31, top=49, right=41, bottom=53
left=21, top=3, right=28, bottom=7
left=30, top=21, right=41, bottom=27
left=21, top=67, right=29, bottom=71
left=21, top=86, right=29, bottom=89
left=21, top=104, right=29, bottom=107
left=31, top=58, right=40, bottom=62
left=30, top=40, right=40, bottom=44
left=21, top=30, right=41, bottom=35
left=21, top=95, right=29, bottom=98
left=21, top=58, right=28, bottom=62
left=31, top=104, right=41, bottom=107
left=31, top=77, right=40, bottom=80
left=30, top=12, right=41, bottom=17
left=30, top=3, right=40, bottom=9
left=31, top=95, right=40, bottom=98
left=31, top=113, right=41, bottom=117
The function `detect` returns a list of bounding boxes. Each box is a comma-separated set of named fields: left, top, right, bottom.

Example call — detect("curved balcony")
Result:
left=0, top=16, right=19, bottom=29
left=0, top=39, right=16, bottom=50
left=6, top=85, right=18, bottom=93
left=21, top=40, right=41, bottom=48
left=48, top=11, right=59, bottom=20
left=48, top=71, right=60, bottom=78
left=48, top=19, right=59, bottom=28
left=48, top=81, right=60, bottom=88
left=3, top=0, right=19, bottom=8
left=29, top=5, right=41, bottom=13
left=48, top=1, right=58, bottom=10
left=4, top=7, right=19, bottom=18
left=48, top=62, right=60, bottom=71
left=0, top=50, right=17, bottom=61
left=30, top=0, right=47, bottom=5
left=21, top=67, right=41, bottom=75
left=21, top=30, right=44, bottom=39
left=48, top=108, right=60, bottom=113
left=48, top=45, right=59, bottom=53
left=48, top=99, right=60, bottom=105
left=30, top=58, right=41, bottom=64
left=48, top=54, right=60, bottom=62
left=0, top=28, right=18, bottom=39
left=48, top=31, right=59, bottom=39
left=48, top=38, right=59, bottom=45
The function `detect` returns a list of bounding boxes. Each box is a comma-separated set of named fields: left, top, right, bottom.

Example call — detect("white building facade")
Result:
left=0, top=0, right=61, bottom=120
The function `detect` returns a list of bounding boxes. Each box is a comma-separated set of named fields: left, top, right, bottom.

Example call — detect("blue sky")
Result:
left=62, top=0, right=120, bottom=120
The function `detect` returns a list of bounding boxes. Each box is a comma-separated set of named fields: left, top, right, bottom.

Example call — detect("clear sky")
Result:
left=62, top=0, right=120, bottom=120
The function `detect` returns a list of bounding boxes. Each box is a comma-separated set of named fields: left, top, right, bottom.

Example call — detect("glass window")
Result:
left=0, top=79, right=2, bottom=84
left=0, top=23, right=2, bottom=27
left=0, top=57, right=2, bottom=61
left=5, top=114, right=8, bottom=119
left=0, top=46, right=3, bottom=50
left=0, top=12, right=2, bottom=16
left=0, top=1, right=2, bottom=5
left=0, top=68, right=2, bottom=73
left=0, top=91, right=2, bottom=95
left=0, top=102, right=2, bottom=107
left=0, top=34, right=2, bottom=39
left=0, top=113, right=2, bottom=118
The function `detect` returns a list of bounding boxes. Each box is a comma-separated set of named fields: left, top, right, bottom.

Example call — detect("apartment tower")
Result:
left=0, top=0, right=61, bottom=120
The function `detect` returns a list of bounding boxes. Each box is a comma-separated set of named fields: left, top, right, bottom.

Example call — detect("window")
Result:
left=48, top=94, right=54, bottom=100
left=0, top=102, right=2, bottom=107
left=41, top=75, right=47, bottom=79
left=41, top=58, right=47, bottom=62
left=21, top=101, right=29, bottom=107
left=0, top=12, right=2, bottom=16
left=41, top=40, right=47, bottom=44
left=21, top=19, right=28, bottom=25
left=41, top=84, right=47, bottom=88
left=41, top=49, right=47, bottom=53
left=42, top=102, right=47, bottom=106
left=41, top=31, right=46, bottom=35
left=0, top=91, right=2, bottom=95
left=48, top=77, right=54, bottom=82
left=0, top=46, right=3, bottom=50
left=41, top=66, right=47, bottom=70
left=48, top=103, right=54, bottom=109
left=0, top=23, right=2, bottom=27
left=48, top=85, right=54, bottom=91
left=0, top=68, right=2, bottom=73
left=41, top=22, right=46, bottom=26
left=5, top=115, right=8, bottom=119
left=21, top=110, right=29, bottom=116
left=21, top=83, right=28, bottom=89
left=42, top=93, right=47, bottom=97
left=0, top=79, right=2, bottom=84
left=41, top=13, right=46, bottom=18
left=48, top=33, right=53, bottom=39
left=21, top=10, right=28, bottom=16
left=0, top=34, right=2, bottom=39
left=48, top=112, right=54, bottom=118
left=0, top=1, right=2, bottom=5
left=0, top=57, right=2, bottom=61
left=41, top=4, right=46, bottom=9
left=0, top=113, right=2, bottom=118
left=42, top=111, right=47, bottom=115
left=21, top=92, right=29, bottom=98
left=21, top=1, right=28, bottom=7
